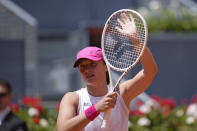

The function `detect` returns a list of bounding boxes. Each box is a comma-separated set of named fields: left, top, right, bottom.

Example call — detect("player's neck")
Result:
left=86, top=83, right=108, bottom=97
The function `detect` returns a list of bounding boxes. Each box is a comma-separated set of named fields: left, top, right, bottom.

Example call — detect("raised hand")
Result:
left=115, top=13, right=137, bottom=38
left=116, top=12, right=142, bottom=54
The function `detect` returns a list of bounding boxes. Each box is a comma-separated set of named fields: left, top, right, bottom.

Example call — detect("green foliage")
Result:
left=14, top=108, right=58, bottom=131
left=138, top=7, right=197, bottom=32
left=12, top=95, right=197, bottom=130
left=11, top=97, right=58, bottom=131
left=129, top=95, right=197, bottom=131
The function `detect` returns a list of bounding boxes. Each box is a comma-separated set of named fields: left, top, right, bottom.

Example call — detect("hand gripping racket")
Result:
left=101, top=9, right=148, bottom=129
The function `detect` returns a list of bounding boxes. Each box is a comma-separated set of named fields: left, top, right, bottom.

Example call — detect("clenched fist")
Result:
left=94, top=92, right=118, bottom=112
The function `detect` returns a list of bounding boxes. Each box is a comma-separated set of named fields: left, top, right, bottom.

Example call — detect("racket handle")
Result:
left=101, top=109, right=112, bottom=129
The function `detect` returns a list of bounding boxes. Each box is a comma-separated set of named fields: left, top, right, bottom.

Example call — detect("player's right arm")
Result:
left=57, top=92, right=90, bottom=131
left=57, top=92, right=117, bottom=131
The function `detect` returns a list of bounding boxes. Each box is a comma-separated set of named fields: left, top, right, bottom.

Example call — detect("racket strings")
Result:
left=104, top=11, right=146, bottom=70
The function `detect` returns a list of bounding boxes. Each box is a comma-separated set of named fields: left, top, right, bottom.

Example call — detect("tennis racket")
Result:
left=101, top=9, right=148, bottom=129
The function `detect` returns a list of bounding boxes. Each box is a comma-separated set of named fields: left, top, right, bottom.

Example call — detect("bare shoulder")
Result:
left=58, top=92, right=79, bottom=120
left=60, top=92, right=79, bottom=106
left=57, top=92, right=79, bottom=130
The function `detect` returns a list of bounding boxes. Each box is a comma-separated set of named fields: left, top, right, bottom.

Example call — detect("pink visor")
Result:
left=73, top=46, right=104, bottom=68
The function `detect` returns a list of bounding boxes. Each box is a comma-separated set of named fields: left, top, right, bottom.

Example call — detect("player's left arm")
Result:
left=120, top=47, right=158, bottom=108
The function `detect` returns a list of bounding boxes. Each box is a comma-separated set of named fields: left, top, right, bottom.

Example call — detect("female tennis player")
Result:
left=57, top=13, right=158, bottom=131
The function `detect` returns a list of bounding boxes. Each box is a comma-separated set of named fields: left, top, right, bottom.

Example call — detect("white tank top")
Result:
left=75, top=86, right=129, bottom=131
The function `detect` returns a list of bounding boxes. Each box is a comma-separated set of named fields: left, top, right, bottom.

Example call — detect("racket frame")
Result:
left=101, top=9, right=148, bottom=129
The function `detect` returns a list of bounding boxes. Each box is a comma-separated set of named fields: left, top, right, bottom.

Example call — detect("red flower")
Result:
left=56, top=102, right=60, bottom=110
left=33, top=116, right=40, bottom=124
left=33, top=105, right=44, bottom=114
left=161, top=98, right=176, bottom=110
left=22, top=97, right=42, bottom=107
left=9, top=103, right=20, bottom=112
left=191, top=95, right=197, bottom=103
left=151, top=95, right=162, bottom=103
left=135, top=100, right=144, bottom=107
left=130, top=110, right=144, bottom=116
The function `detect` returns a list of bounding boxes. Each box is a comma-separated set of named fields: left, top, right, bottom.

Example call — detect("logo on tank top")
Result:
left=84, top=102, right=91, bottom=107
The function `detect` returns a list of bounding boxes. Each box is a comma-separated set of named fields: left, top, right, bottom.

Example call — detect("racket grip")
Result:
left=101, top=109, right=112, bottom=129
